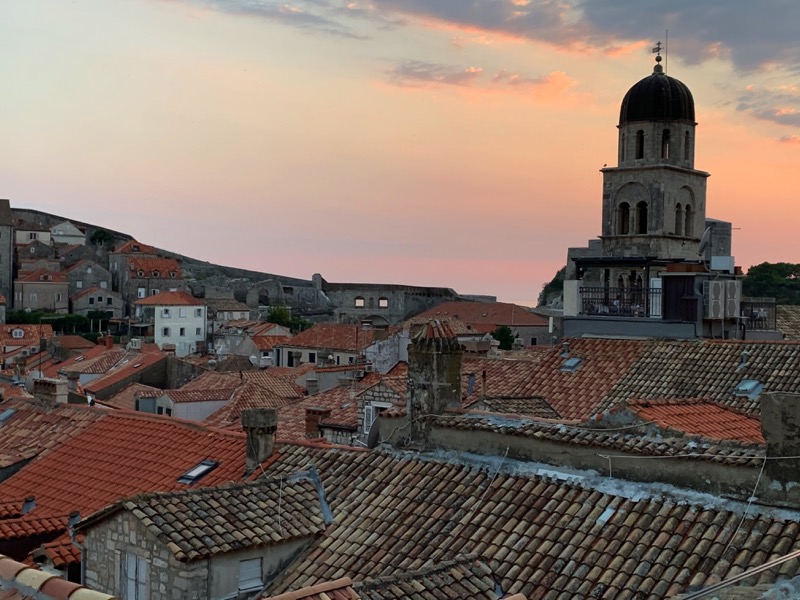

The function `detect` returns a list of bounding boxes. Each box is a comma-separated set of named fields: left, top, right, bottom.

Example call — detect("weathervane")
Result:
left=652, top=40, right=662, bottom=62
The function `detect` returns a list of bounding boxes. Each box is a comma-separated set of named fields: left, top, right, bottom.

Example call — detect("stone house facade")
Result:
left=67, top=260, right=112, bottom=297
left=13, top=269, right=69, bottom=312
left=50, top=220, right=86, bottom=245
left=0, top=200, right=13, bottom=307
left=71, top=287, right=124, bottom=318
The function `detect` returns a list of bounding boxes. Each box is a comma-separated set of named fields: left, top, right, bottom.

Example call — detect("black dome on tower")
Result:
left=619, top=60, right=695, bottom=125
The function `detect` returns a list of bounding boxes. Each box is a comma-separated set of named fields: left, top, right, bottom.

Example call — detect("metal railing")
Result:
left=740, top=297, right=777, bottom=331
left=579, top=286, right=662, bottom=319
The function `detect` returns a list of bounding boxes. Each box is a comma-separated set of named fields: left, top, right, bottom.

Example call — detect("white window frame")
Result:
left=162, top=308, right=171, bottom=318
left=137, top=287, right=146, bottom=299
left=179, top=307, right=187, bottom=318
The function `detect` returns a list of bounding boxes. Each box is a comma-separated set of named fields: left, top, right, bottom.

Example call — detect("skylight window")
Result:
left=734, top=379, right=763, bottom=399
left=560, top=357, right=582, bottom=373
left=178, top=459, right=219, bottom=484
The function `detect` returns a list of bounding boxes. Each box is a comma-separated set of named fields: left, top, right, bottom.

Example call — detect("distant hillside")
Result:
left=13, top=207, right=310, bottom=286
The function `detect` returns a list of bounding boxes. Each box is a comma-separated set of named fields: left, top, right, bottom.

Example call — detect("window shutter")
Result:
left=238, top=558, right=262, bottom=591
left=364, top=405, right=375, bottom=433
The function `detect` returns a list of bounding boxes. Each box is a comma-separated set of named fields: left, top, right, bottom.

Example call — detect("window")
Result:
left=165, top=407, right=172, bottom=416
left=100, top=281, right=108, bottom=289
left=76, top=280, right=83, bottom=289
left=152, top=270, right=159, bottom=277
left=636, top=201, right=648, bottom=234
left=89, top=297, right=95, bottom=305
left=179, top=308, right=187, bottom=318
left=560, top=357, right=583, bottom=372
left=29, top=292, right=38, bottom=303
left=179, top=327, right=185, bottom=337
left=157, top=406, right=164, bottom=415
left=379, top=297, right=389, bottom=308
left=87, top=266, right=92, bottom=274
left=619, top=133, right=626, bottom=162
left=162, top=308, right=171, bottom=318
left=178, top=459, right=219, bottom=484
left=151, top=289, right=159, bottom=295
left=137, top=287, right=146, bottom=298
left=685, top=204, right=693, bottom=237
left=29, top=246, right=35, bottom=254
left=238, top=558, right=263, bottom=592
left=11, top=329, right=24, bottom=339
left=162, top=327, right=170, bottom=337
left=137, top=270, right=145, bottom=277
left=195, top=327, right=201, bottom=336
left=29, top=232, right=38, bottom=240
left=308, top=352, right=316, bottom=364
left=354, top=296, right=365, bottom=308
left=170, top=271, right=177, bottom=278
left=194, top=308, right=202, bottom=317
left=675, top=203, right=683, bottom=236
left=107, top=297, right=113, bottom=305
left=56, top=293, right=62, bottom=302
left=661, top=128, right=670, bottom=159
left=97, top=296, right=103, bottom=303
left=364, top=405, right=376, bottom=434
left=124, top=553, right=149, bottom=600
left=618, top=203, right=630, bottom=235
left=635, top=130, right=644, bottom=159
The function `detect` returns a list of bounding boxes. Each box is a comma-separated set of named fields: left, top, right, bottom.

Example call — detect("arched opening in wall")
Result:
left=620, top=133, right=626, bottom=163
left=685, top=205, right=693, bottom=237
left=662, top=129, right=671, bottom=159
left=684, top=131, right=691, bottom=160
left=354, top=296, right=365, bottom=308
left=636, top=201, right=648, bottom=234
left=675, top=203, right=683, bottom=236
left=635, top=130, right=644, bottom=159
left=618, top=203, right=630, bottom=235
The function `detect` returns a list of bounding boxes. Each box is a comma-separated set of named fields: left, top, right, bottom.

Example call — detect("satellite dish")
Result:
left=698, top=227, right=712, bottom=257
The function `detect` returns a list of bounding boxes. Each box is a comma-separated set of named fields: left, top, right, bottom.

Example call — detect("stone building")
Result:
left=67, top=259, right=112, bottom=297
left=13, top=269, right=69, bottom=312
left=563, top=51, right=743, bottom=339
left=0, top=200, right=13, bottom=304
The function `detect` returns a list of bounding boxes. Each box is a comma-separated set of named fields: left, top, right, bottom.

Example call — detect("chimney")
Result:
left=66, top=371, right=80, bottom=392
left=305, top=407, right=331, bottom=439
left=241, top=408, right=277, bottom=473
left=103, top=335, right=113, bottom=349
left=33, top=378, right=68, bottom=408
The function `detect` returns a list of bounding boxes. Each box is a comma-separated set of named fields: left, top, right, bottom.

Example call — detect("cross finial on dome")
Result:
left=652, top=41, right=664, bottom=73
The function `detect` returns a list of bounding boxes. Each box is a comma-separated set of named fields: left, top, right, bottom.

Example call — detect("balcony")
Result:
left=578, top=286, right=663, bottom=319
left=740, top=297, right=777, bottom=331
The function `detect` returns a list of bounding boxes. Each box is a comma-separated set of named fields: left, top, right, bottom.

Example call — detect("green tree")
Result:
left=90, top=228, right=114, bottom=247
left=742, top=262, right=800, bottom=305
left=266, top=306, right=312, bottom=333
left=538, top=266, right=566, bottom=307
left=491, top=325, right=516, bottom=350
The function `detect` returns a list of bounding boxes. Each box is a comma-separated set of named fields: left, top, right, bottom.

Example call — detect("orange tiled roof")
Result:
left=128, top=257, right=182, bottom=278
left=46, top=345, right=112, bottom=378
left=0, top=325, right=54, bottom=349
left=100, top=383, right=162, bottom=411
left=252, top=335, right=291, bottom=351
left=40, top=532, right=83, bottom=569
left=0, top=398, right=105, bottom=468
left=461, top=355, right=547, bottom=406
left=204, top=383, right=299, bottom=429
left=52, top=335, right=96, bottom=350
left=264, top=578, right=358, bottom=600
left=0, top=411, right=277, bottom=563
left=135, top=290, right=201, bottom=306
left=283, top=324, right=378, bottom=352
left=410, top=301, right=547, bottom=328
left=15, top=269, right=67, bottom=284
left=112, top=239, right=156, bottom=254
left=181, top=370, right=242, bottom=390
left=628, top=399, right=765, bottom=444
left=240, top=371, right=308, bottom=399
left=70, top=286, right=119, bottom=302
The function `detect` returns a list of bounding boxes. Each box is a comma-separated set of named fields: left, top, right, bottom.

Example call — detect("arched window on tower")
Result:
left=620, top=133, right=626, bottom=163
left=684, top=131, right=691, bottom=160
left=618, top=202, right=630, bottom=235
left=675, top=203, right=683, bottom=236
left=685, top=204, right=693, bottom=237
left=661, top=129, right=670, bottom=159
left=635, top=130, right=644, bottom=159
left=636, top=201, right=648, bottom=234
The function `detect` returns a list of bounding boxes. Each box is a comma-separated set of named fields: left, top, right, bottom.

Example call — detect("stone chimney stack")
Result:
left=33, top=378, right=68, bottom=408
left=759, top=392, right=800, bottom=506
left=407, top=320, right=463, bottom=445
left=241, top=408, right=277, bottom=473
left=305, top=407, right=331, bottom=439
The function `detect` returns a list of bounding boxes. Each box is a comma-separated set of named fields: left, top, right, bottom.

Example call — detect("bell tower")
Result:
left=599, top=50, right=709, bottom=263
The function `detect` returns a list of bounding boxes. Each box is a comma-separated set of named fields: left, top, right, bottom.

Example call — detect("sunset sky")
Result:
left=2, top=1, right=799, bottom=305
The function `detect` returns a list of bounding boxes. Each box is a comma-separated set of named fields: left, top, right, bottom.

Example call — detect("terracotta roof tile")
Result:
left=258, top=446, right=800, bottom=599
left=204, top=383, right=299, bottom=429
left=134, top=290, right=201, bottom=306
left=112, top=240, right=156, bottom=254
left=409, top=301, right=547, bottom=328
left=52, top=335, right=96, bottom=350
left=83, top=351, right=167, bottom=394
left=0, top=552, right=118, bottom=599
left=0, top=325, right=54, bottom=349
left=14, top=270, right=67, bottom=284
left=777, top=305, right=800, bottom=340
left=628, top=399, right=765, bottom=444
left=0, top=398, right=105, bottom=468
left=283, top=324, right=378, bottom=352
left=99, top=383, right=162, bottom=411
left=127, top=257, right=182, bottom=279
left=81, top=476, right=326, bottom=562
